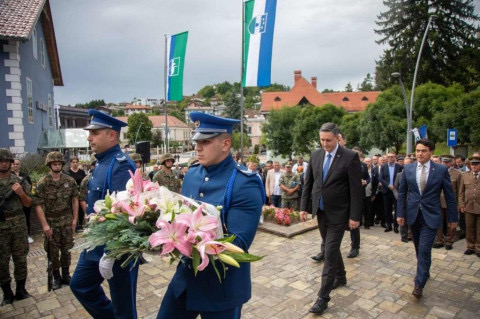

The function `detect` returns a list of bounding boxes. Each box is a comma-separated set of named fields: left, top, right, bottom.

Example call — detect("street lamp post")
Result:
left=391, top=72, right=410, bottom=153
left=407, top=14, right=437, bottom=154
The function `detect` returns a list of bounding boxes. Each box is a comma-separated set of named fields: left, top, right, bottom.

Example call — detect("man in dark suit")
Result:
left=397, top=139, right=457, bottom=298
left=379, top=152, right=403, bottom=232
left=300, top=123, right=362, bottom=315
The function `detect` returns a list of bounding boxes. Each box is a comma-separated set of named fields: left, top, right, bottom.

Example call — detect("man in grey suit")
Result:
left=300, top=122, right=363, bottom=315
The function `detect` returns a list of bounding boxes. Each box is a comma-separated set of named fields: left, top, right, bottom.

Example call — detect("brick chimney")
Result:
left=311, top=77, right=317, bottom=89
left=294, top=70, right=302, bottom=83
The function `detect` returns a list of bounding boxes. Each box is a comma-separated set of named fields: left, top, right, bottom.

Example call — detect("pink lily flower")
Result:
left=176, top=206, right=218, bottom=243
left=128, top=169, right=144, bottom=195
left=121, top=200, right=147, bottom=224
left=196, top=240, right=227, bottom=271
left=149, top=220, right=192, bottom=257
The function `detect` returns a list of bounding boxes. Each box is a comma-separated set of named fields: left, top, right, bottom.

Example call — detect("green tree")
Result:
left=262, top=83, right=290, bottom=92
left=224, top=93, right=241, bottom=119
left=197, top=85, right=215, bottom=98
left=231, top=132, right=251, bottom=152
left=262, top=106, right=299, bottom=158
left=375, top=0, right=480, bottom=91
left=359, top=86, right=407, bottom=153
left=358, top=73, right=376, bottom=91
left=150, top=129, right=163, bottom=148
left=216, top=81, right=233, bottom=96
left=345, top=82, right=353, bottom=92
left=75, top=99, right=106, bottom=109
left=292, top=104, right=347, bottom=155
left=339, top=112, right=364, bottom=149
left=126, top=113, right=153, bottom=144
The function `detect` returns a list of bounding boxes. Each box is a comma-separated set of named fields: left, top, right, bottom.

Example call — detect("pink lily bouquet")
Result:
left=80, top=169, right=262, bottom=280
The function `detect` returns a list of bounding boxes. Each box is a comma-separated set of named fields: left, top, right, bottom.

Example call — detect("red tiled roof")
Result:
left=125, top=104, right=151, bottom=110
left=0, top=0, right=45, bottom=39
left=261, top=71, right=380, bottom=113
left=116, top=116, right=189, bottom=128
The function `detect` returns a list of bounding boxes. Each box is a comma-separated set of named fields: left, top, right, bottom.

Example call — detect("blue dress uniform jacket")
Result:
left=167, top=154, right=264, bottom=312
left=70, top=144, right=139, bottom=319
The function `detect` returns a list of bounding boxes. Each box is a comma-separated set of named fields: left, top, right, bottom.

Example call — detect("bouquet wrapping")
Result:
left=79, top=169, right=262, bottom=281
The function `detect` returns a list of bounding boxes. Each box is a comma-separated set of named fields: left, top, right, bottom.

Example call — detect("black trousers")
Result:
left=373, top=193, right=384, bottom=223
left=316, top=211, right=346, bottom=302
left=365, top=196, right=374, bottom=226
left=383, top=192, right=397, bottom=227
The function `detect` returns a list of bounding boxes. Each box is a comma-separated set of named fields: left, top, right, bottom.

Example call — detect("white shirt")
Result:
left=292, top=162, right=308, bottom=175
left=273, top=170, right=283, bottom=195
left=416, top=161, right=430, bottom=192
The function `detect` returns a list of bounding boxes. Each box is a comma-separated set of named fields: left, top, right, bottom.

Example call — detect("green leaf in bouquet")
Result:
left=104, top=194, right=112, bottom=210
left=223, top=252, right=264, bottom=263
left=209, top=255, right=222, bottom=283
left=192, top=248, right=200, bottom=276
left=216, top=235, right=236, bottom=243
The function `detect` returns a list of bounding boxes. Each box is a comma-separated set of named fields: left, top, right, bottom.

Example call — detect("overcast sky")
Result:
left=51, top=0, right=389, bottom=105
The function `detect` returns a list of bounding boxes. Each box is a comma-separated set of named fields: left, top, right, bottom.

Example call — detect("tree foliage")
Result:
left=262, top=106, right=299, bottom=157
left=375, top=0, right=480, bottom=91
left=75, top=99, right=106, bottom=109
left=126, top=113, right=153, bottom=144
left=231, top=132, right=252, bottom=152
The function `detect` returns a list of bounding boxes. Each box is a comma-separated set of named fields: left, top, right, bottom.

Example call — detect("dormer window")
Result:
left=362, top=96, right=368, bottom=101
left=274, top=96, right=281, bottom=101
left=342, top=97, right=349, bottom=101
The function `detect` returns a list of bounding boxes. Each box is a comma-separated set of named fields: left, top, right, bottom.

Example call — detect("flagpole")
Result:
left=240, top=0, right=245, bottom=163
left=164, top=34, right=169, bottom=154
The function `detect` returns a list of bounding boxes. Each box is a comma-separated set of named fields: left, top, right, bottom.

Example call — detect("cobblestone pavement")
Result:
left=1, top=223, right=479, bottom=318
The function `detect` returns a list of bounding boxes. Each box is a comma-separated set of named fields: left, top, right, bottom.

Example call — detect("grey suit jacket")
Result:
left=300, top=145, right=363, bottom=224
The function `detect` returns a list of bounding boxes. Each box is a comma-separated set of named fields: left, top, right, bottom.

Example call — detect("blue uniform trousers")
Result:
left=157, top=286, right=242, bottom=319
left=410, top=210, right=437, bottom=288
left=70, top=247, right=139, bottom=319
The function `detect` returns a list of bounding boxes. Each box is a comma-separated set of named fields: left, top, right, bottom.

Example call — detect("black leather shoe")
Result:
left=384, top=227, right=392, bottom=232
left=393, top=225, right=399, bottom=233
left=432, top=243, right=444, bottom=249
left=311, top=253, right=325, bottom=262
left=412, top=285, right=423, bottom=298
left=364, top=225, right=370, bottom=229
left=445, top=244, right=453, bottom=250
left=464, top=249, right=475, bottom=255
left=401, top=238, right=408, bottom=243
left=332, top=278, right=347, bottom=289
left=347, top=248, right=359, bottom=258
left=309, top=298, right=328, bottom=314
left=477, top=253, right=480, bottom=258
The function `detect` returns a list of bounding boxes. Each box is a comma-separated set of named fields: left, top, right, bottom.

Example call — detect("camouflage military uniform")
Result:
left=34, top=173, right=79, bottom=271
left=0, top=175, right=30, bottom=285
left=79, top=173, right=90, bottom=202
left=153, top=170, right=181, bottom=192
left=280, top=172, right=300, bottom=210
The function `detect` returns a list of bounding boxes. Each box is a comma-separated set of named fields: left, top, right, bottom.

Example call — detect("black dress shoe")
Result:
left=445, top=244, right=453, bottom=250
left=412, top=285, right=423, bottom=298
left=309, top=298, right=328, bottom=314
left=393, top=225, right=399, bottom=233
left=384, top=227, right=392, bottom=232
left=347, top=248, right=359, bottom=258
left=464, top=249, right=475, bottom=255
left=364, top=225, right=370, bottom=229
left=332, top=277, right=347, bottom=289
left=477, top=252, right=480, bottom=258
left=432, top=243, right=444, bottom=249
left=311, top=253, right=325, bottom=262
left=401, top=238, right=408, bottom=243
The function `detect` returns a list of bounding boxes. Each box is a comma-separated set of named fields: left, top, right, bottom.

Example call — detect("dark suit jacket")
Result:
left=361, top=162, right=370, bottom=198
left=370, top=166, right=379, bottom=195
left=300, top=145, right=363, bottom=223
left=379, top=163, right=403, bottom=194
left=397, top=161, right=458, bottom=229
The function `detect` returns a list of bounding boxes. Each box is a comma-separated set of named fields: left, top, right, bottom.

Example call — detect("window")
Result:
left=342, top=97, right=349, bottom=101
left=48, top=94, right=52, bottom=126
left=32, top=29, right=38, bottom=59
left=40, top=38, right=46, bottom=68
left=26, top=78, right=33, bottom=123
left=361, top=96, right=368, bottom=101
left=274, top=96, right=281, bottom=101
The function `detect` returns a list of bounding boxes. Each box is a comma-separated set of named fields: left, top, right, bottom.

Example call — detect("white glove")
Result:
left=99, top=254, right=115, bottom=280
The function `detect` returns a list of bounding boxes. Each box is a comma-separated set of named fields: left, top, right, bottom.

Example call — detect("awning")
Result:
left=37, top=128, right=89, bottom=149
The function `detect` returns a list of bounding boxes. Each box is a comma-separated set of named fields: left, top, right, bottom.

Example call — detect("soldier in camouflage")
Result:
left=153, top=153, right=181, bottom=192
left=34, top=152, right=79, bottom=290
left=130, top=153, right=148, bottom=180
left=0, top=149, right=33, bottom=306
left=279, top=163, right=301, bottom=210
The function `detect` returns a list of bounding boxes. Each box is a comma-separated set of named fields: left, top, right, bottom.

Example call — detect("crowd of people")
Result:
left=1, top=110, right=479, bottom=317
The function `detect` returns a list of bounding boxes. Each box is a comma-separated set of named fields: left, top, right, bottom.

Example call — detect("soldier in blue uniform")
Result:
left=70, top=110, right=138, bottom=319
left=157, top=112, right=265, bottom=319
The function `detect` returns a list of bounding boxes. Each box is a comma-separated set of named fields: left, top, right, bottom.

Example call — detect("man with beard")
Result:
left=153, top=153, right=181, bottom=192
left=34, top=152, right=78, bottom=290
left=0, top=149, right=32, bottom=306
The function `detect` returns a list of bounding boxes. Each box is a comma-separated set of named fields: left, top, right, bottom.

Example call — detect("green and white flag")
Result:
left=166, top=31, right=188, bottom=101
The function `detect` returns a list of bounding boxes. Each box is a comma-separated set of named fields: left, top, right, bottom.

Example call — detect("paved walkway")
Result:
left=1, top=221, right=479, bottom=318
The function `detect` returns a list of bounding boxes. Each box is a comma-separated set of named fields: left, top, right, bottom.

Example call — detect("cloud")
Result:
left=51, top=0, right=387, bottom=105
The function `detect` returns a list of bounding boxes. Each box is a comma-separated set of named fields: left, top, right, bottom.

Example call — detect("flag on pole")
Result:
left=412, top=128, right=420, bottom=142
left=166, top=31, right=188, bottom=101
left=242, top=0, right=277, bottom=87
left=418, top=124, right=428, bottom=139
